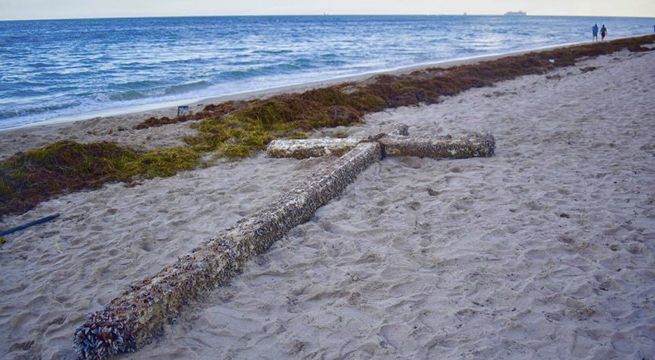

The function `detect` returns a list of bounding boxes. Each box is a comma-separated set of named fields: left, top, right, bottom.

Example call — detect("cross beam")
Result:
left=73, top=127, right=495, bottom=359
left=267, top=132, right=495, bottom=159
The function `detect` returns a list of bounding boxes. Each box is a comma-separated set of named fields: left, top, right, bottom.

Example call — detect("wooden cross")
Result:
left=74, top=125, right=495, bottom=359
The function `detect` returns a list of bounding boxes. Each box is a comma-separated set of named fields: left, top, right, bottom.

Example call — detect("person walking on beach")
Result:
left=592, top=24, right=599, bottom=42
left=601, top=24, right=608, bottom=41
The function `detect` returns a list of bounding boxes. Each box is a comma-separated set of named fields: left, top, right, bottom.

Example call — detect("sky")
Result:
left=1, top=0, right=654, bottom=20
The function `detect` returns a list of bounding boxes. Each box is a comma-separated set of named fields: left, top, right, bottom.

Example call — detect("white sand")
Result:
left=1, top=48, right=655, bottom=359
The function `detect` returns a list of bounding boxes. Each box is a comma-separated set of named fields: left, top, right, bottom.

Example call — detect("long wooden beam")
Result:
left=267, top=133, right=495, bottom=159
left=73, top=143, right=382, bottom=359
left=267, top=137, right=361, bottom=159
left=380, top=133, right=495, bottom=158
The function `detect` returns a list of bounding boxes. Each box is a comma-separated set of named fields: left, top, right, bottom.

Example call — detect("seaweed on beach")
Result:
left=133, top=35, right=655, bottom=153
left=0, top=141, right=199, bottom=217
left=133, top=101, right=245, bottom=129
left=174, top=35, right=655, bottom=154
left=183, top=90, right=375, bottom=156
left=2, top=34, right=654, bottom=218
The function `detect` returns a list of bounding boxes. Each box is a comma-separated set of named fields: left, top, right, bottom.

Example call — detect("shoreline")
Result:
left=1, top=34, right=654, bottom=219
left=1, top=34, right=649, bottom=135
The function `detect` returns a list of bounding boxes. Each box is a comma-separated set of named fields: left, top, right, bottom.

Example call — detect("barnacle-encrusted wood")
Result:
left=379, top=133, right=496, bottom=158
left=74, top=127, right=495, bottom=359
left=267, top=138, right=361, bottom=159
left=267, top=132, right=495, bottom=160
left=73, top=143, right=382, bottom=359
left=266, top=124, right=415, bottom=159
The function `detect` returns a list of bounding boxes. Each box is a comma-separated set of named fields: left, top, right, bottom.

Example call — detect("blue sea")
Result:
left=0, top=15, right=654, bottom=130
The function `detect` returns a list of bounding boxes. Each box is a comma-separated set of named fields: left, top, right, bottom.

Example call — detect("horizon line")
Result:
left=2, top=13, right=655, bottom=22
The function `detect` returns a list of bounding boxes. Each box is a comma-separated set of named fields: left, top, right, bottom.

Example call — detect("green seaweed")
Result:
left=0, top=141, right=201, bottom=217
left=184, top=94, right=364, bottom=156
left=124, top=147, right=199, bottom=179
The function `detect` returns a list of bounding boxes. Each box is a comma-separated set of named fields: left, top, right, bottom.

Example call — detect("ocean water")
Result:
left=0, top=15, right=653, bottom=130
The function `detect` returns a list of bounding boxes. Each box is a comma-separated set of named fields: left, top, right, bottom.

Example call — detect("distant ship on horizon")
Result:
left=504, top=11, right=527, bottom=16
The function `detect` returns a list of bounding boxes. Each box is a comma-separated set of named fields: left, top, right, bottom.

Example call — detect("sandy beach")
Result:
left=1, top=43, right=654, bottom=360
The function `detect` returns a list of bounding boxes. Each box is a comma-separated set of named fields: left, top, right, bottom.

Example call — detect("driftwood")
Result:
left=267, top=138, right=361, bottom=159
left=379, top=133, right=496, bottom=158
left=266, top=124, right=414, bottom=159
left=74, top=126, right=495, bottom=359
left=267, top=132, right=495, bottom=160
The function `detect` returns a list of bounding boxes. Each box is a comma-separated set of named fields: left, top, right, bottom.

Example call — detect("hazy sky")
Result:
left=1, top=0, right=654, bottom=20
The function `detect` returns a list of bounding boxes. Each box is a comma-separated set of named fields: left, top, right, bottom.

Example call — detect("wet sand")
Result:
left=1, top=48, right=655, bottom=359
